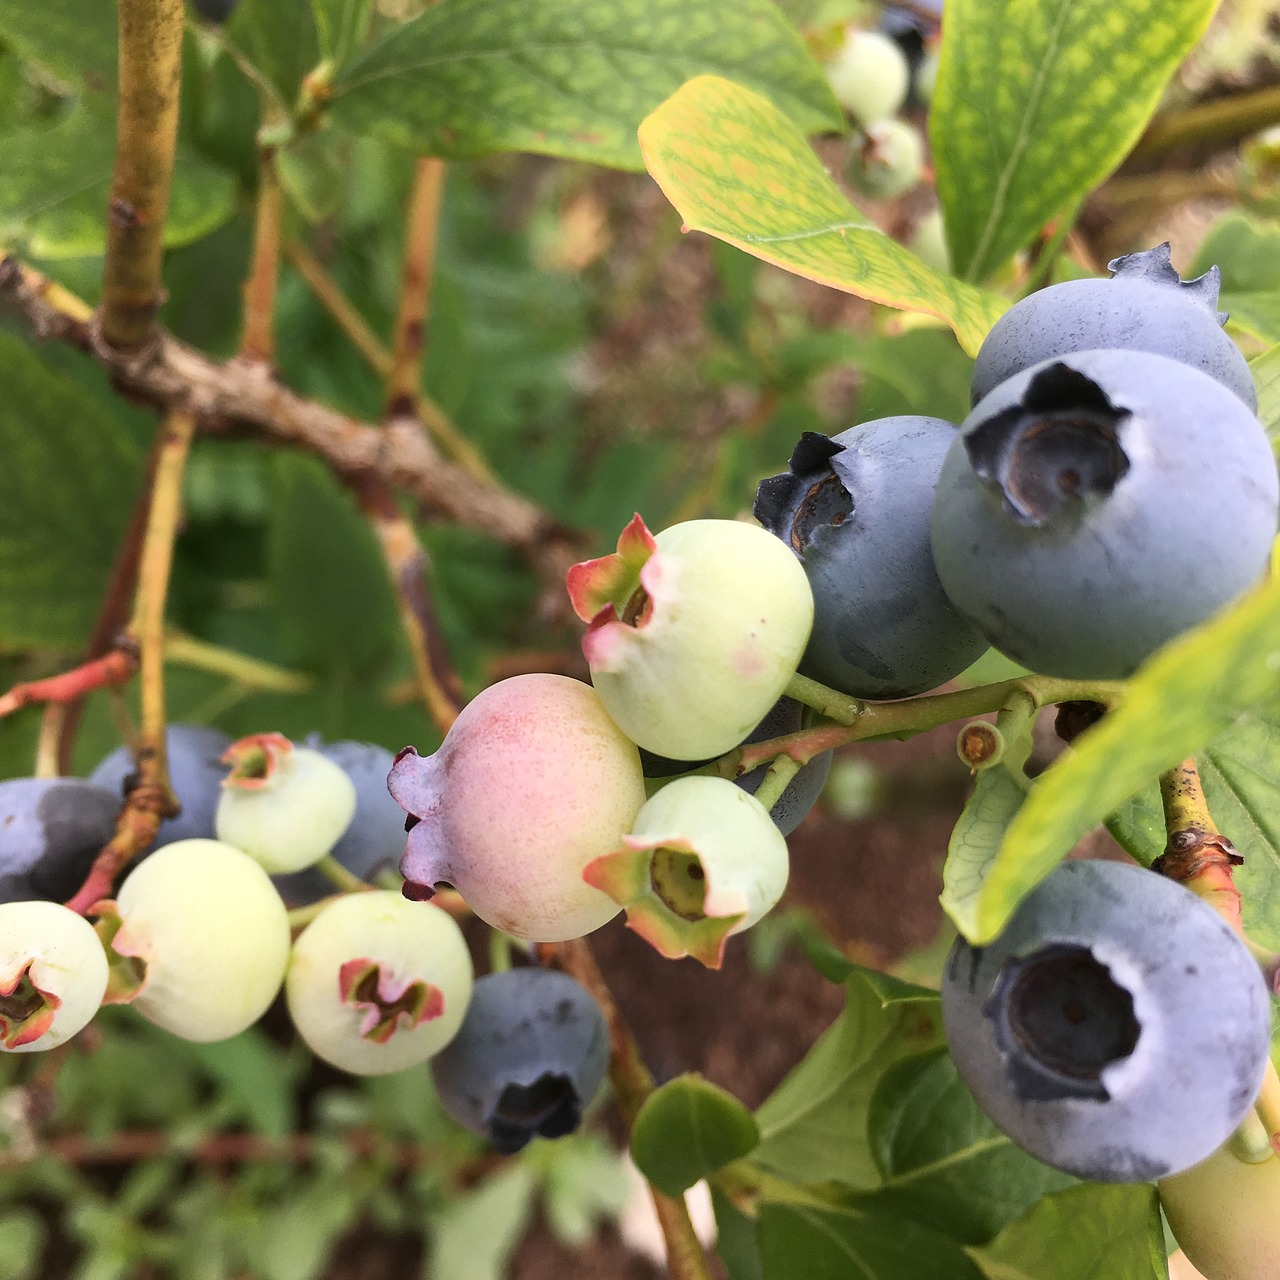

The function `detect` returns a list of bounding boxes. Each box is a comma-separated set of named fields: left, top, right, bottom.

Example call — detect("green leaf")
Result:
left=0, top=1209, right=46, bottom=1280
left=756, top=1202, right=985, bottom=1280
left=0, top=0, right=118, bottom=93
left=430, top=1164, right=538, bottom=1280
left=225, top=0, right=323, bottom=106
left=0, top=106, right=237, bottom=259
left=310, top=0, right=370, bottom=68
left=964, top=572, right=1280, bottom=943
left=1223, top=294, right=1280, bottom=347
left=0, top=334, right=144, bottom=649
left=712, top=1186, right=764, bottom=1280
left=1106, top=707, right=1280, bottom=949
left=753, top=971, right=942, bottom=1190
left=940, top=764, right=1029, bottom=940
left=1191, top=210, right=1280, bottom=294
left=1250, top=346, right=1280, bottom=459
left=534, top=1132, right=630, bottom=1247
left=864, top=1050, right=1074, bottom=1245
left=631, top=1074, right=760, bottom=1196
left=265, top=454, right=401, bottom=676
left=639, top=76, right=1005, bottom=355
left=933, top=0, right=1218, bottom=281
left=327, top=0, right=842, bottom=170
left=964, top=1182, right=1167, bottom=1280
left=182, top=1030, right=298, bottom=1139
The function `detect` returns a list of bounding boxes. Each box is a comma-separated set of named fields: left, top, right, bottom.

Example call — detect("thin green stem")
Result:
left=488, top=930, right=514, bottom=975
left=315, top=855, right=371, bottom=895
left=750, top=755, right=802, bottom=813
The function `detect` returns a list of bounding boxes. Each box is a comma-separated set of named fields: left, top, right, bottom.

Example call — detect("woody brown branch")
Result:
left=100, top=0, right=187, bottom=349
left=0, top=256, right=580, bottom=580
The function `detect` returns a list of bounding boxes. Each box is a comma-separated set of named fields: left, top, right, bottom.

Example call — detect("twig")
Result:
left=1133, top=84, right=1280, bottom=160
left=1, top=256, right=579, bottom=582
left=66, top=407, right=197, bottom=915
left=100, top=0, right=187, bottom=349
left=240, top=148, right=284, bottom=362
left=0, top=651, right=138, bottom=720
left=386, top=157, right=446, bottom=416
left=555, top=937, right=714, bottom=1280
left=283, top=240, right=393, bottom=377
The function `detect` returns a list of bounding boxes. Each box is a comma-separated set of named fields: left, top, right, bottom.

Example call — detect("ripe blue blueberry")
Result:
left=0, top=777, right=119, bottom=904
left=970, top=244, right=1257, bottom=411
left=942, top=860, right=1272, bottom=1181
left=274, top=739, right=405, bottom=905
left=430, top=967, right=608, bottom=1154
left=90, top=724, right=232, bottom=853
left=755, top=419, right=988, bottom=699
left=930, top=350, right=1279, bottom=678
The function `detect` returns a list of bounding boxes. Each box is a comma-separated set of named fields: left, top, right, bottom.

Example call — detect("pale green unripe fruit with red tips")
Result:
left=568, top=516, right=814, bottom=761
left=0, top=901, right=108, bottom=1052
left=104, top=838, right=291, bottom=1043
left=287, top=891, right=473, bottom=1076
left=391, top=673, right=646, bottom=942
left=1161, top=1143, right=1280, bottom=1279
left=584, top=775, right=790, bottom=968
left=216, top=732, right=357, bottom=874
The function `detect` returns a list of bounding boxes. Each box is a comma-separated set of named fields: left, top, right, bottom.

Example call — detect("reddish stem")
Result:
left=0, top=650, right=137, bottom=720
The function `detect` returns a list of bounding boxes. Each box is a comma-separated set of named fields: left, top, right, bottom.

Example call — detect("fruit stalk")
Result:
left=66, top=407, right=197, bottom=914
left=0, top=651, right=138, bottom=721
left=555, top=937, right=714, bottom=1280
left=99, top=0, right=187, bottom=349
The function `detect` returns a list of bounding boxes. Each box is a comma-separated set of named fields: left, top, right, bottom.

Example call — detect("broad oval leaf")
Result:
left=1250, top=345, right=1280, bottom=455
left=753, top=970, right=942, bottom=1190
left=639, top=76, right=1005, bottom=355
left=631, top=1073, right=759, bottom=1196
left=965, top=573, right=1280, bottom=944
left=933, top=0, right=1219, bottom=282
left=865, top=1050, right=1074, bottom=1245
left=757, top=1202, right=985, bottom=1280
left=0, top=335, right=145, bottom=649
left=327, top=0, right=842, bottom=171
left=940, top=763, right=1029, bottom=940
left=963, top=1182, right=1167, bottom=1280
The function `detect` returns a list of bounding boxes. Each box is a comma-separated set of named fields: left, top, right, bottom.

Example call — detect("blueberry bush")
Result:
left=2, top=0, right=1280, bottom=1277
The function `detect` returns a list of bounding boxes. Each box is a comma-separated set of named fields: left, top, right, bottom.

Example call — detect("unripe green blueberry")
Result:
left=825, top=27, right=910, bottom=126
left=216, top=733, right=357, bottom=874
left=0, top=900, right=107, bottom=1052
left=391, top=674, right=646, bottom=942
left=584, top=775, right=789, bottom=968
left=1161, top=1144, right=1280, bottom=1279
left=286, top=891, right=473, bottom=1076
left=568, top=515, right=813, bottom=761
left=909, top=207, right=950, bottom=273
left=106, top=838, right=291, bottom=1042
left=848, top=119, right=925, bottom=201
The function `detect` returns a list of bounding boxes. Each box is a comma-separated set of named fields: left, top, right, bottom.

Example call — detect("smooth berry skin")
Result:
left=825, top=28, right=910, bottom=126
left=430, top=968, right=608, bottom=1155
left=931, top=350, right=1279, bottom=679
left=755, top=419, right=988, bottom=699
left=90, top=724, right=232, bottom=854
left=942, top=860, right=1271, bottom=1182
left=217, top=738, right=357, bottom=875
left=971, top=244, right=1257, bottom=411
left=274, top=739, right=405, bottom=905
left=570, top=517, right=814, bottom=761
left=110, top=838, right=291, bottom=1043
left=286, top=891, right=473, bottom=1076
left=0, top=777, right=119, bottom=904
left=1160, top=1145, right=1280, bottom=1279
left=848, top=119, right=925, bottom=201
left=0, top=900, right=108, bottom=1052
left=390, top=674, right=646, bottom=943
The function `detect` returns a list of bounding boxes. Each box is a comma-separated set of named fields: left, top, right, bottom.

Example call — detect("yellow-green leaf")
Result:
left=1253, top=344, right=1280, bottom=456
left=965, top=573, right=1280, bottom=943
left=639, top=75, right=1005, bottom=356
left=933, top=0, right=1219, bottom=282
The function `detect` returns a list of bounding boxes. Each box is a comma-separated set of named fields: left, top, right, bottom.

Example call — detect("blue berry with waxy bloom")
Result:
left=430, top=967, right=609, bottom=1155
left=568, top=515, right=813, bottom=761
left=970, top=243, right=1257, bottom=410
left=942, top=859, right=1272, bottom=1182
left=584, top=775, right=789, bottom=969
left=1, top=900, right=108, bottom=1052
left=0, top=777, right=120, bottom=904
left=755, top=419, right=988, bottom=700
left=90, top=724, right=233, bottom=854
left=930, top=349, right=1279, bottom=679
